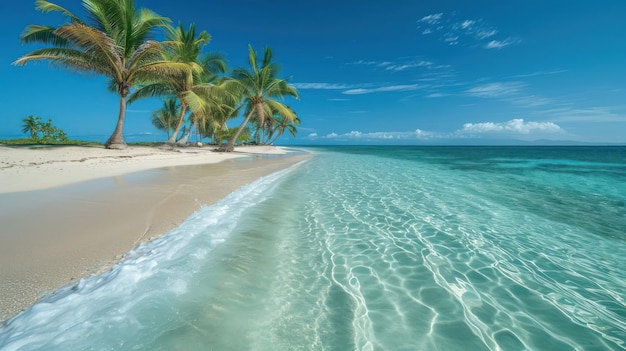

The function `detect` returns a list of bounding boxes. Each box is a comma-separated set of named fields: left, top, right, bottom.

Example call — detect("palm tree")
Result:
left=151, top=97, right=180, bottom=139
left=128, top=23, right=236, bottom=146
left=217, top=45, right=299, bottom=152
left=267, top=111, right=300, bottom=145
left=14, top=0, right=190, bottom=149
left=21, top=115, right=40, bottom=139
left=174, top=58, right=239, bottom=146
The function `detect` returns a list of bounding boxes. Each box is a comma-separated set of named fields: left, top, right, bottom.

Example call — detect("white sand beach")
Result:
left=0, top=144, right=309, bottom=321
left=0, top=144, right=287, bottom=194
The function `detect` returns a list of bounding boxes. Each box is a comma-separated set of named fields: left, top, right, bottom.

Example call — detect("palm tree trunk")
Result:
left=268, top=133, right=279, bottom=145
left=176, top=122, right=193, bottom=146
left=167, top=103, right=188, bottom=145
left=105, top=95, right=128, bottom=149
left=217, top=104, right=258, bottom=152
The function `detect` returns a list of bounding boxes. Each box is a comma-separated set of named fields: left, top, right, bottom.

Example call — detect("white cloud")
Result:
left=477, top=30, right=498, bottom=39
left=458, top=119, right=563, bottom=134
left=349, top=60, right=378, bottom=65
left=418, top=14, right=517, bottom=49
left=348, top=58, right=437, bottom=72
left=485, top=37, right=520, bottom=49
left=414, top=129, right=437, bottom=139
left=292, top=83, right=354, bottom=90
left=320, top=129, right=437, bottom=140
left=466, top=82, right=525, bottom=98
left=343, top=84, right=421, bottom=95
left=513, top=70, right=567, bottom=78
left=461, top=20, right=474, bottom=29
left=419, top=13, right=443, bottom=24
left=510, top=95, right=552, bottom=107
left=444, top=36, right=459, bottom=45
left=385, top=61, right=433, bottom=71
left=309, top=120, right=566, bottom=142
left=545, top=107, right=626, bottom=122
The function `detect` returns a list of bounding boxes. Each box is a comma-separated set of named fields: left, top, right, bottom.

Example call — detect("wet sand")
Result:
left=0, top=147, right=310, bottom=322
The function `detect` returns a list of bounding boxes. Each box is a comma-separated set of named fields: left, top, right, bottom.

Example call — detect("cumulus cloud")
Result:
left=307, top=119, right=565, bottom=143
left=319, top=129, right=438, bottom=141
left=458, top=119, right=563, bottom=134
left=343, top=84, right=421, bottom=95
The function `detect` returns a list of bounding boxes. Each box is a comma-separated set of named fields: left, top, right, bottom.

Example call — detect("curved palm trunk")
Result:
left=176, top=122, right=194, bottom=146
left=217, top=104, right=258, bottom=152
left=268, top=133, right=282, bottom=145
left=167, top=103, right=188, bottom=145
left=105, top=95, right=128, bottom=149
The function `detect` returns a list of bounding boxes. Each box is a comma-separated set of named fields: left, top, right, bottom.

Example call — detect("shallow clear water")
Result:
left=1, top=146, right=625, bottom=350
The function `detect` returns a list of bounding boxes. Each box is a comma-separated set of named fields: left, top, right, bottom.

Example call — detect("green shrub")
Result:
left=21, top=115, right=68, bottom=143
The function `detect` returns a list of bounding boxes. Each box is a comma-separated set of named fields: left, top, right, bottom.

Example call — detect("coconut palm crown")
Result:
left=14, top=0, right=191, bottom=149
left=218, top=45, right=299, bottom=152
left=128, top=23, right=238, bottom=145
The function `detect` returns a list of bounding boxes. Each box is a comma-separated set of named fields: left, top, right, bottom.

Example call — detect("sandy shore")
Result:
left=0, top=144, right=288, bottom=194
left=0, top=144, right=310, bottom=322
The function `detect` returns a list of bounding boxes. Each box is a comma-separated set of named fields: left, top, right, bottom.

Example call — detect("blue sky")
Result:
left=2, top=0, right=625, bottom=144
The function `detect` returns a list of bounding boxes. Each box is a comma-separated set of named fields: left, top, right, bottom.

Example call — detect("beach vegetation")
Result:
left=217, top=45, right=299, bottom=152
left=0, top=138, right=97, bottom=146
left=14, top=0, right=192, bottom=150
left=21, top=115, right=40, bottom=139
left=129, top=23, right=239, bottom=147
left=209, top=126, right=251, bottom=145
left=265, top=112, right=301, bottom=145
left=15, top=2, right=300, bottom=149
left=151, top=97, right=180, bottom=139
left=20, top=115, right=68, bottom=143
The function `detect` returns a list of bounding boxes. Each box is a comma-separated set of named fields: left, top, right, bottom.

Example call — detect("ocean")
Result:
left=1, top=146, right=625, bottom=350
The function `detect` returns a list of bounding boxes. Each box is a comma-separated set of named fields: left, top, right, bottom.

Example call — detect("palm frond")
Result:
left=19, top=25, right=70, bottom=47
left=35, top=0, right=83, bottom=23
left=13, top=47, right=111, bottom=74
left=247, top=45, right=259, bottom=77
left=53, top=23, right=123, bottom=78
left=128, top=83, right=176, bottom=104
left=265, top=100, right=298, bottom=122
left=198, top=52, right=227, bottom=74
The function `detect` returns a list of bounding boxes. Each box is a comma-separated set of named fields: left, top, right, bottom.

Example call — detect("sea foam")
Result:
left=0, top=163, right=301, bottom=350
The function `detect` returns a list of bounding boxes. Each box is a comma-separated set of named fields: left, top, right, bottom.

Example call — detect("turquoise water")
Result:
left=1, top=146, right=625, bottom=350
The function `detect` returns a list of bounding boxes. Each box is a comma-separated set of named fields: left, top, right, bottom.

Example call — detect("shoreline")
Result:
left=0, top=144, right=289, bottom=194
left=0, top=145, right=311, bottom=322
